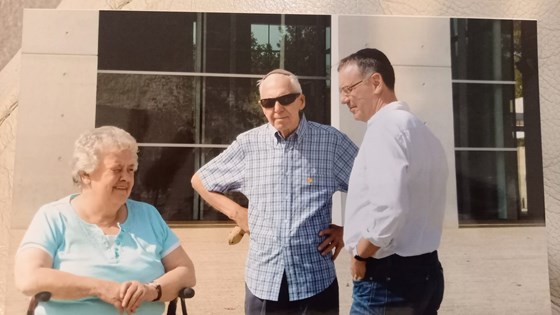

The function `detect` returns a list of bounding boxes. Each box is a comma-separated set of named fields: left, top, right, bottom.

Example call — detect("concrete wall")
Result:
left=2, top=0, right=560, bottom=314
left=0, top=0, right=62, bottom=72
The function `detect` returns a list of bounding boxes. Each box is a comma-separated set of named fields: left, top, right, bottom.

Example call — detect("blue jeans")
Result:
left=350, top=253, right=444, bottom=315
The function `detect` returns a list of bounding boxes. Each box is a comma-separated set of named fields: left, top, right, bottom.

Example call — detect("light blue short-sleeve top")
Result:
left=18, top=195, right=180, bottom=315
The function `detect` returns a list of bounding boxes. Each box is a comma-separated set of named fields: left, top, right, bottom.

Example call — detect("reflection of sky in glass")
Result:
left=251, top=24, right=282, bottom=49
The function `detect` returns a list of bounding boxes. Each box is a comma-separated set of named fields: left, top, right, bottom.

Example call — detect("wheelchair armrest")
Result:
left=178, top=287, right=195, bottom=299
left=167, top=287, right=195, bottom=315
left=27, top=292, right=51, bottom=315
left=35, top=291, right=52, bottom=302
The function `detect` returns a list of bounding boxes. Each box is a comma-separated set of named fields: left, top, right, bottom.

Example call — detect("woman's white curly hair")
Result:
left=71, top=126, right=138, bottom=187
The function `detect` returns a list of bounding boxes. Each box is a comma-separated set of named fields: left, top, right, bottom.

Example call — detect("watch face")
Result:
left=354, top=255, right=367, bottom=262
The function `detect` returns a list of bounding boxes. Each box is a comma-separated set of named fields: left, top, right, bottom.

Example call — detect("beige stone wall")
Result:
left=0, top=0, right=62, bottom=71
left=2, top=0, right=560, bottom=314
left=0, top=55, right=20, bottom=315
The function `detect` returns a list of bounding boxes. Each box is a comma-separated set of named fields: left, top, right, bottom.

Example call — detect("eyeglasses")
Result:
left=340, top=80, right=364, bottom=96
left=259, top=93, right=301, bottom=108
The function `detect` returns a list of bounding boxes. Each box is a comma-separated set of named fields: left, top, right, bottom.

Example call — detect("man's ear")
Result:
left=372, top=73, right=382, bottom=87
left=299, top=94, right=306, bottom=111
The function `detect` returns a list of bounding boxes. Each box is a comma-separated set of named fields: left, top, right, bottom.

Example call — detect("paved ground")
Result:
left=5, top=226, right=551, bottom=314
left=172, top=226, right=551, bottom=315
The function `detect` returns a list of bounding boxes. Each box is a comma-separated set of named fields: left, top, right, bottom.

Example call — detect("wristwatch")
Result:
left=354, top=254, right=368, bottom=262
left=147, top=282, right=162, bottom=301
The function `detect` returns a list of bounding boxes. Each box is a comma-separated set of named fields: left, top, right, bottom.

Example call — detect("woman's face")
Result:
left=86, top=148, right=136, bottom=206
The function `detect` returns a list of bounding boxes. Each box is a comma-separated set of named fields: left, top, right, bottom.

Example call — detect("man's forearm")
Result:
left=191, top=173, right=248, bottom=230
left=356, top=238, right=380, bottom=258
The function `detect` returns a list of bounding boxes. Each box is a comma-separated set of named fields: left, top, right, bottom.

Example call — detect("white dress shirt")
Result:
left=344, top=101, right=448, bottom=258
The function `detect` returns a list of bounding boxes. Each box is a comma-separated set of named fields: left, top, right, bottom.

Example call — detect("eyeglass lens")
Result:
left=341, top=80, right=363, bottom=95
left=259, top=93, right=300, bottom=108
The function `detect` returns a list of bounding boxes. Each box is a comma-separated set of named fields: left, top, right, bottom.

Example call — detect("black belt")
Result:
left=364, top=251, right=440, bottom=279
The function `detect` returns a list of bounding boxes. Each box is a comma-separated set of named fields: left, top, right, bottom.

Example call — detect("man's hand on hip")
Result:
left=318, top=224, right=344, bottom=260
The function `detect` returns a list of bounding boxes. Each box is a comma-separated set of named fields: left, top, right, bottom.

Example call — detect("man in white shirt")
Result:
left=338, top=48, right=448, bottom=314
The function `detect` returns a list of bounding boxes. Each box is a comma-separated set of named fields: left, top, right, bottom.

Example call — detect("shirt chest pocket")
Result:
left=299, top=165, right=334, bottom=193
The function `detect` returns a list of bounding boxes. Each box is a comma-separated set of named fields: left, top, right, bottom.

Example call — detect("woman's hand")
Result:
left=94, top=280, right=126, bottom=314
left=119, top=281, right=153, bottom=314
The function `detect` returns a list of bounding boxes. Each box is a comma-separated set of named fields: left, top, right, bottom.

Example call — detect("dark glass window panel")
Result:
left=202, top=77, right=329, bottom=145
left=131, top=146, right=247, bottom=222
left=451, top=18, right=514, bottom=81
left=283, top=15, right=330, bottom=77
left=451, top=18, right=545, bottom=225
left=201, top=77, right=264, bottom=145
left=300, top=79, right=330, bottom=125
left=131, top=147, right=197, bottom=222
left=98, top=11, right=197, bottom=72
left=96, top=73, right=196, bottom=144
left=455, top=150, right=520, bottom=222
left=515, top=20, right=545, bottom=222
left=204, top=13, right=330, bottom=76
left=453, top=83, right=516, bottom=148
left=96, top=11, right=331, bottom=223
left=204, top=13, right=263, bottom=75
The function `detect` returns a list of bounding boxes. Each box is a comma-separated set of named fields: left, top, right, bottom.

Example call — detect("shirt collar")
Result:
left=268, top=114, right=308, bottom=144
left=367, top=101, right=409, bottom=126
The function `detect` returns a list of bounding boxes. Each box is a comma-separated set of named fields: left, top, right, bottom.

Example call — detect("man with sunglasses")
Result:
left=192, top=69, right=358, bottom=314
left=338, top=48, right=448, bottom=314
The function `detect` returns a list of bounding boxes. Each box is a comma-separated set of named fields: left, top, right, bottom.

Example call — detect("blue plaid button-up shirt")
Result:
left=198, top=116, right=358, bottom=301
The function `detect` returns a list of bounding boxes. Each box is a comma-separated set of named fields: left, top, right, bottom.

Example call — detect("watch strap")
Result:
left=354, top=254, right=368, bottom=262
left=148, top=282, right=162, bottom=301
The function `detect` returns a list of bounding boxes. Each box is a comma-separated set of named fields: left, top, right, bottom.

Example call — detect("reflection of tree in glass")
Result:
left=247, top=21, right=330, bottom=126
left=250, top=21, right=328, bottom=77
left=96, top=74, right=195, bottom=143
left=513, top=20, right=523, bottom=99
left=132, top=128, right=196, bottom=221
left=202, top=78, right=265, bottom=145
left=250, top=39, right=279, bottom=74
left=284, top=24, right=327, bottom=77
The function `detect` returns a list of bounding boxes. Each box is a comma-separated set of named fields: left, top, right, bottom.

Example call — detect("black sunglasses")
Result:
left=259, top=93, right=301, bottom=108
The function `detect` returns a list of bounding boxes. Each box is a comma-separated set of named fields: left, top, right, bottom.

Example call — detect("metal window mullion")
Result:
left=455, top=147, right=518, bottom=152
left=452, top=79, right=516, bottom=85
left=97, top=70, right=328, bottom=80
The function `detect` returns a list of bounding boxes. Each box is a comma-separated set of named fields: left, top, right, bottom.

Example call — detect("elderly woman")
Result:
left=15, top=126, right=196, bottom=315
